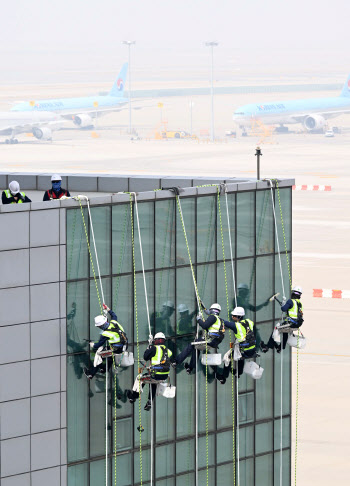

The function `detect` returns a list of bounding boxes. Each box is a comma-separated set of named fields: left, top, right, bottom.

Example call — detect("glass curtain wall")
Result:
left=66, top=187, right=292, bottom=486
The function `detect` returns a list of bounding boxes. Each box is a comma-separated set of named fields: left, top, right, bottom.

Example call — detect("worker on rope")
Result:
left=84, top=303, right=128, bottom=380
left=215, top=307, right=259, bottom=383
left=126, top=332, right=173, bottom=411
left=177, top=303, right=197, bottom=335
left=173, top=303, right=225, bottom=374
left=2, top=181, right=31, bottom=204
left=260, top=285, right=304, bottom=353
left=151, top=301, right=175, bottom=335
left=235, top=283, right=269, bottom=316
left=43, top=174, right=70, bottom=201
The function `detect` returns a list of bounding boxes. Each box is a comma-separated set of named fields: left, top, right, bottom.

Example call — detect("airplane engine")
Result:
left=73, top=114, right=94, bottom=128
left=303, top=115, right=326, bottom=131
left=32, top=127, right=52, bottom=140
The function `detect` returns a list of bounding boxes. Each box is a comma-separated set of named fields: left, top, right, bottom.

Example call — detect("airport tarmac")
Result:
left=1, top=86, right=349, bottom=484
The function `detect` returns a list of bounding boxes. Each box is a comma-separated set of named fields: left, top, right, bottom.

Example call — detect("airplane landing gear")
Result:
left=5, top=138, right=19, bottom=144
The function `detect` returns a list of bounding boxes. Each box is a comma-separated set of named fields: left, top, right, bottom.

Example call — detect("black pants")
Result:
left=87, top=348, right=123, bottom=378
left=175, top=336, right=223, bottom=371
left=266, top=322, right=300, bottom=351
left=147, top=374, right=167, bottom=401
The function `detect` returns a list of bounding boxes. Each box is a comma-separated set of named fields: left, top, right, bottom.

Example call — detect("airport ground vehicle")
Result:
left=325, top=129, right=335, bottom=137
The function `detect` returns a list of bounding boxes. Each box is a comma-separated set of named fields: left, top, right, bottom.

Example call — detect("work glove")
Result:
left=148, top=335, right=153, bottom=346
left=103, top=303, right=110, bottom=312
left=89, top=341, right=95, bottom=349
left=196, top=314, right=202, bottom=323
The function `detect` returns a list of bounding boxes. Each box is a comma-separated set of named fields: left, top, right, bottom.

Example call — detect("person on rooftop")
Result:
left=43, top=174, right=70, bottom=201
left=2, top=181, right=31, bottom=204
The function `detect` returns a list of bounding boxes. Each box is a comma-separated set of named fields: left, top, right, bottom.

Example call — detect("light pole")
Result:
left=122, top=40, right=136, bottom=134
left=205, top=41, right=218, bottom=141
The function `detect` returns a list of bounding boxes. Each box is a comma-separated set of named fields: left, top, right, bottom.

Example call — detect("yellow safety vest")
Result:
left=235, top=319, right=255, bottom=351
left=208, top=316, right=224, bottom=336
left=102, top=320, right=126, bottom=345
left=288, top=299, right=303, bottom=320
left=151, top=345, right=173, bottom=376
left=4, top=190, right=26, bottom=203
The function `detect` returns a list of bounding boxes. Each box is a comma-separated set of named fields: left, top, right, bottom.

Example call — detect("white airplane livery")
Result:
left=233, top=73, right=350, bottom=131
left=0, top=111, right=64, bottom=144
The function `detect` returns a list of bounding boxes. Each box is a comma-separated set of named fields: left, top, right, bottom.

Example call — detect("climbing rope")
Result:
left=275, top=181, right=298, bottom=486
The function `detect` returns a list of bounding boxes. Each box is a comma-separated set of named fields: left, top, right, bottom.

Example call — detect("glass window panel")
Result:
left=234, top=458, right=254, bottom=486
left=274, top=417, right=291, bottom=451
left=217, top=430, right=234, bottom=464
left=67, top=280, right=89, bottom=353
left=197, top=195, right=216, bottom=264
left=256, top=256, right=273, bottom=322
left=239, top=392, right=254, bottom=425
left=90, top=206, right=111, bottom=277
left=113, top=362, right=134, bottom=420
left=176, top=267, right=196, bottom=336
left=156, top=199, right=176, bottom=269
left=236, top=258, right=256, bottom=321
left=256, top=421, right=273, bottom=455
left=67, top=355, right=89, bottom=462
left=216, top=370, right=234, bottom=429
left=156, top=479, right=175, bottom=486
left=175, top=337, right=195, bottom=438
left=132, top=373, right=152, bottom=447
left=135, top=271, right=154, bottom=342
left=217, top=192, right=235, bottom=266
left=176, top=197, right=195, bottom=267
left=113, top=417, right=132, bottom=453
left=198, top=434, right=215, bottom=468
left=275, top=188, right=291, bottom=252
left=197, top=263, right=215, bottom=310
left=90, top=459, right=105, bottom=485
left=236, top=366, right=254, bottom=394
left=255, top=453, right=273, bottom=486
left=154, top=269, right=175, bottom=337
left=176, top=472, right=194, bottom=486
left=67, top=208, right=89, bottom=280
left=89, top=277, right=111, bottom=343
left=274, top=450, right=290, bottom=486
left=112, top=203, right=132, bottom=275
left=67, top=463, right=88, bottom=485
left=239, top=424, right=254, bottom=459
left=198, top=359, right=216, bottom=433
left=198, top=466, right=215, bottom=485
left=176, top=438, right=195, bottom=474
left=274, top=253, right=292, bottom=317
left=256, top=323, right=274, bottom=421
left=217, top=463, right=234, bottom=486
left=256, top=190, right=273, bottom=255
left=112, top=452, right=132, bottom=486
left=274, top=344, right=291, bottom=417
left=134, top=448, right=151, bottom=484
left=112, top=274, right=133, bottom=343
left=156, top=443, right=175, bottom=478
left=155, top=377, right=175, bottom=442
left=134, top=202, right=154, bottom=271
left=90, top=370, right=110, bottom=458
left=237, top=192, right=255, bottom=258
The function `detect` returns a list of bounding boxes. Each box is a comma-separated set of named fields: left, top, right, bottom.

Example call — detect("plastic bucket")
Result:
left=287, top=334, right=306, bottom=349
left=121, top=352, right=134, bottom=367
left=243, top=361, right=264, bottom=380
left=157, top=383, right=176, bottom=398
left=201, top=353, right=222, bottom=366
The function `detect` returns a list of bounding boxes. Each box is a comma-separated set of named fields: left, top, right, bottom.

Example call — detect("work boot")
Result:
left=184, top=363, right=192, bottom=375
left=144, top=400, right=152, bottom=411
left=126, top=390, right=139, bottom=403
left=260, top=341, right=269, bottom=353
left=84, top=368, right=93, bottom=380
left=215, top=373, right=226, bottom=385
left=276, top=343, right=281, bottom=353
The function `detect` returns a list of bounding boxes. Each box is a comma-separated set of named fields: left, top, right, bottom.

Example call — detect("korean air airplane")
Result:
left=233, top=73, right=350, bottom=132
left=12, top=63, right=128, bottom=129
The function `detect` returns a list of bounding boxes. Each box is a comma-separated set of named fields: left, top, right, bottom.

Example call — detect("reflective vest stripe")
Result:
left=208, top=316, right=222, bottom=334
left=102, top=320, right=125, bottom=344
left=4, top=190, right=26, bottom=203
left=151, top=345, right=172, bottom=374
left=288, top=299, right=302, bottom=319
left=235, top=319, right=255, bottom=349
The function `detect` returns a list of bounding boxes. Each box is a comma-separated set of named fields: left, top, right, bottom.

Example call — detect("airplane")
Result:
left=11, top=63, right=129, bottom=129
left=233, top=73, right=350, bottom=133
left=0, top=111, right=64, bottom=144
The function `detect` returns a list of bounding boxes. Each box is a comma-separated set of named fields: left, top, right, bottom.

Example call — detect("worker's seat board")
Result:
left=191, top=341, right=209, bottom=351
left=201, top=353, right=222, bottom=366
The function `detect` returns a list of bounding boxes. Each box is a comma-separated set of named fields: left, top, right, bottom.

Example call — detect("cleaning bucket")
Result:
left=287, top=333, right=306, bottom=349
left=121, top=352, right=134, bottom=367
left=243, top=361, right=264, bottom=380
left=157, top=382, right=176, bottom=398
left=201, top=353, right=222, bottom=366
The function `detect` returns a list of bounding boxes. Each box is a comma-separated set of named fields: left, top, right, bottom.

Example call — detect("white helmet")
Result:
left=292, top=285, right=302, bottom=295
left=51, top=174, right=62, bottom=181
left=154, top=332, right=166, bottom=340
left=9, top=180, right=20, bottom=195
left=238, top=283, right=249, bottom=290
left=209, top=303, right=221, bottom=313
left=163, top=301, right=175, bottom=309
left=94, top=315, right=107, bottom=327
left=231, top=306, right=245, bottom=317
left=178, top=304, right=189, bottom=313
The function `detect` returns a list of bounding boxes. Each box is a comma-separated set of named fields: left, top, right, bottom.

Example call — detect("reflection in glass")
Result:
left=154, top=269, right=175, bottom=337
left=237, top=192, right=255, bottom=258
left=197, top=195, right=216, bottom=264
left=176, top=198, right=195, bottom=266
left=90, top=206, right=111, bottom=277
left=67, top=208, right=88, bottom=280
left=156, top=443, right=175, bottom=478
left=67, top=280, right=89, bottom=353
left=156, top=199, right=175, bottom=269
left=112, top=204, right=132, bottom=275
left=176, top=267, right=196, bottom=336
left=255, top=453, right=273, bottom=486
left=217, top=192, right=235, bottom=264
left=134, top=202, right=154, bottom=271
left=256, top=190, right=273, bottom=255
left=255, top=421, right=273, bottom=455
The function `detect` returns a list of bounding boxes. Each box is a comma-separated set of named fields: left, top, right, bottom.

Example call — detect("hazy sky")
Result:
left=1, top=1, right=349, bottom=84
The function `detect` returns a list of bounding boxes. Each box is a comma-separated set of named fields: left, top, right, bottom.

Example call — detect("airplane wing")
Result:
left=291, top=109, right=350, bottom=122
left=58, top=100, right=155, bottom=120
left=0, top=119, right=64, bottom=136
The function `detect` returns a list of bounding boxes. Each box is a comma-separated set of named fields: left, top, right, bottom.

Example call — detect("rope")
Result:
left=275, top=181, right=298, bottom=485
left=129, top=194, right=143, bottom=486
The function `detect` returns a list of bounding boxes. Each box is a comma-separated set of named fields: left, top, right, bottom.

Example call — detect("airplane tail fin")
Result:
left=340, top=73, right=350, bottom=97
left=109, top=63, right=128, bottom=97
